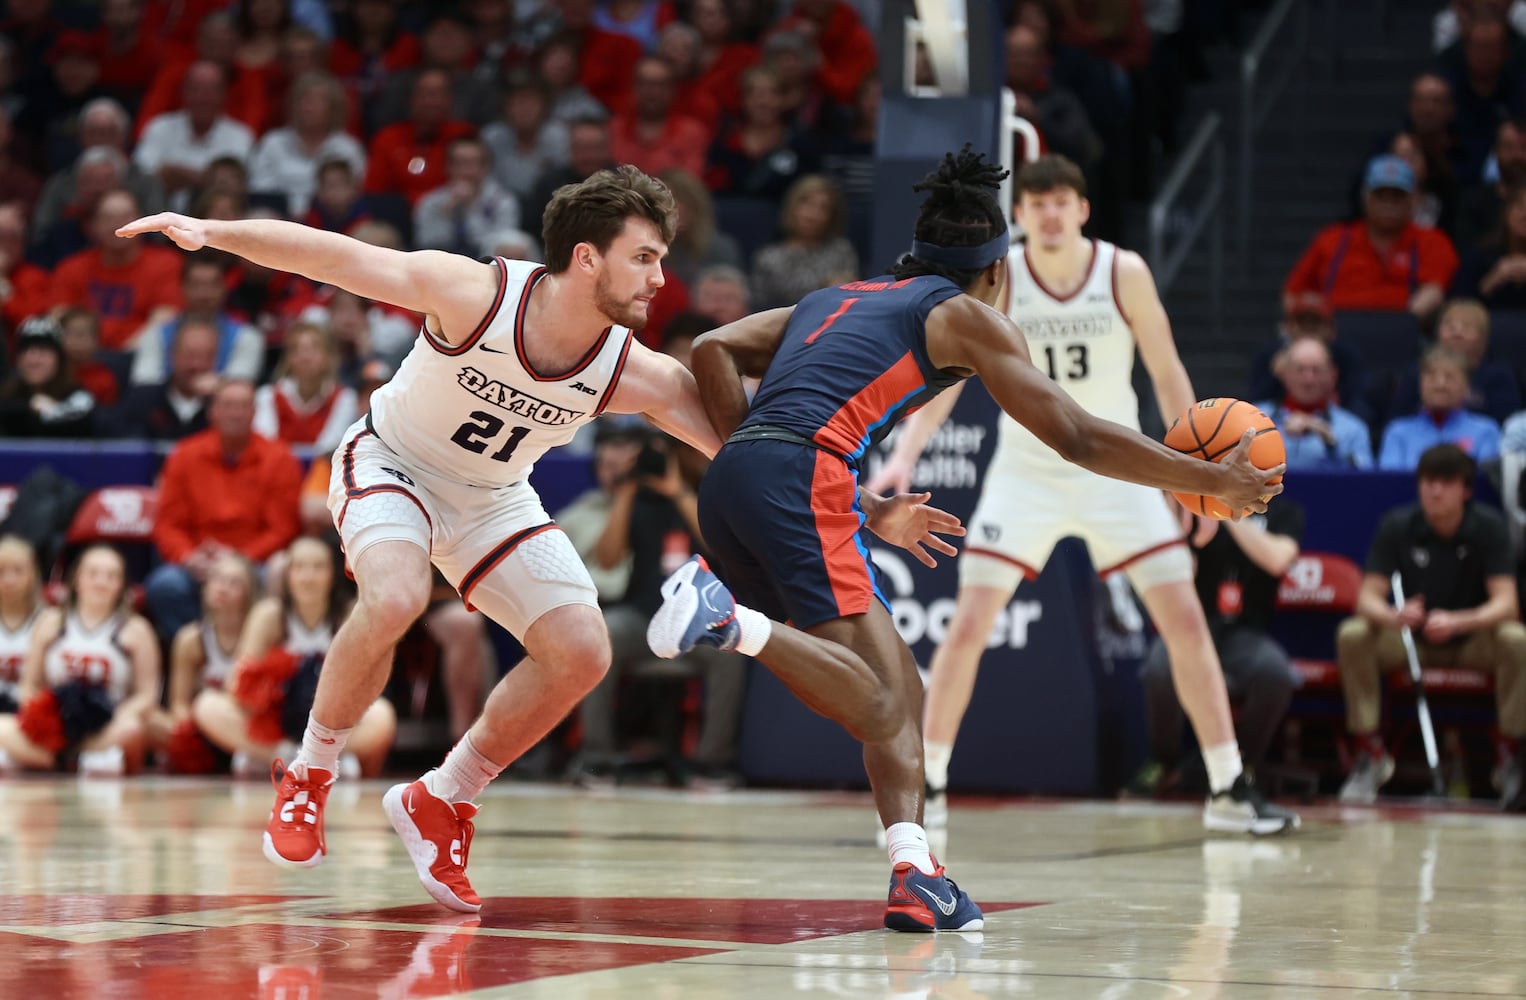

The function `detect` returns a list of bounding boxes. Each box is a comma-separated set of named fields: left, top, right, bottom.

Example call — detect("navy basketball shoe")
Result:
left=885, top=858, right=985, bottom=932
left=647, top=556, right=741, bottom=658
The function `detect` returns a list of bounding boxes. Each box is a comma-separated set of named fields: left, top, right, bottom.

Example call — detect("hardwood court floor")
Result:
left=1, top=777, right=1523, bottom=998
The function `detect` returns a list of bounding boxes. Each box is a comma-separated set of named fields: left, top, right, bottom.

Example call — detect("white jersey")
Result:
left=1000, top=239, right=1139, bottom=470
left=284, top=612, right=333, bottom=658
left=199, top=621, right=238, bottom=690
left=0, top=605, right=40, bottom=702
left=44, top=611, right=134, bottom=705
left=370, top=257, right=635, bottom=489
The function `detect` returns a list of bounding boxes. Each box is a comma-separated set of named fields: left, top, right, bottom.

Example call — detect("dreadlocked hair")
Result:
left=891, top=143, right=1010, bottom=286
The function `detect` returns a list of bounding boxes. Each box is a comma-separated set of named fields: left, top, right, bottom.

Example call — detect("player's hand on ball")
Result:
left=865, top=491, right=965, bottom=567
left=1217, top=428, right=1285, bottom=518
left=115, top=212, right=209, bottom=251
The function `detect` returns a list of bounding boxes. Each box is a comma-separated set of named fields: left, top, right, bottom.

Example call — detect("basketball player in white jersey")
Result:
left=0, top=546, right=160, bottom=775
left=119, top=166, right=952, bottom=910
left=871, top=155, right=1299, bottom=835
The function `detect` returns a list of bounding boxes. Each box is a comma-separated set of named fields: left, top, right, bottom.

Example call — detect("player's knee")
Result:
left=545, top=630, right=612, bottom=693
left=1336, top=615, right=1372, bottom=653
left=855, top=688, right=905, bottom=744
left=358, top=578, right=431, bottom=635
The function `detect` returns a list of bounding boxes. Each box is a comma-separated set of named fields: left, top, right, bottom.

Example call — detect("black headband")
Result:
left=909, top=232, right=1010, bottom=271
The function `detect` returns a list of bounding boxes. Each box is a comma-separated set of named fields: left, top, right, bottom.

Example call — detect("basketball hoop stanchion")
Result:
left=1391, top=571, right=1448, bottom=798
left=999, top=88, right=1041, bottom=235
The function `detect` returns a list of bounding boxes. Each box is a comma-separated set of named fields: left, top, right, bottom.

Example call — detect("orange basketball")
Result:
left=1163, top=398, right=1284, bottom=520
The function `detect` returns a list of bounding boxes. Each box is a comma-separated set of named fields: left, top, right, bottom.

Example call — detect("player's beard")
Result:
left=593, top=271, right=649, bottom=329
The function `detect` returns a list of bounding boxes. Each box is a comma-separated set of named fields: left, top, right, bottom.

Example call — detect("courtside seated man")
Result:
left=645, top=147, right=1284, bottom=931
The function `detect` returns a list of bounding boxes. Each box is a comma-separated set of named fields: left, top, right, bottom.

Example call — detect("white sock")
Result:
left=924, top=740, right=953, bottom=791
left=429, top=733, right=504, bottom=803
left=733, top=604, right=772, bottom=656
left=885, top=821, right=935, bottom=873
left=293, top=716, right=351, bottom=778
left=1203, top=740, right=1244, bottom=795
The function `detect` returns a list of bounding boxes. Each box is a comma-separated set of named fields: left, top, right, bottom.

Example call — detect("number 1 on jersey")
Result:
left=804, top=297, right=859, bottom=344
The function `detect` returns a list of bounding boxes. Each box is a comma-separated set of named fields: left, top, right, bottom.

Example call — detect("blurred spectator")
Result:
left=771, top=0, right=876, bottom=106
left=659, top=169, right=742, bottom=286
left=525, top=114, right=615, bottom=229
left=364, top=68, right=477, bottom=208
left=296, top=357, right=391, bottom=535
left=691, top=264, right=752, bottom=326
left=0, top=106, right=39, bottom=216
left=560, top=423, right=640, bottom=601
left=1441, top=10, right=1526, bottom=183
left=750, top=174, right=858, bottom=309
left=1386, top=73, right=1466, bottom=203
left=1284, top=155, right=1458, bottom=319
left=704, top=63, right=819, bottom=200
left=302, top=286, right=416, bottom=374
left=253, top=320, right=357, bottom=453
left=328, top=0, right=421, bottom=106
left=1392, top=299, right=1521, bottom=422
left=468, top=0, right=530, bottom=80
left=486, top=227, right=541, bottom=261
left=94, top=0, right=162, bottom=101
left=0, top=0, right=60, bottom=92
left=111, top=319, right=219, bottom=440
left=818, top=74, right=880, bottom=213
left=0, top=316, right=95, bottom=438
left=267, top=26, right=350, bottom=134
left=371, top=11, right=497, bottom=132
left=130, top=251, right=264, bottom=386
left=220, top=207, right=322, bottom=346
left=654, top=21, right=721, bottom=133
left=32, top=98, right=167, bottom=239
left=1134, top=498, right=1304, bottom=794
left=413, top=136, right=521, bottom=258
left=234, top=0, right=291, bottom=76
left=248, top=71, right=367, bottom=217
left=535, top=31, right=610, bottom=125
left=1336, top=444, right=1526, bottom=810
left=595, top=0, right=677, bottom=51
left=690, top=0, right=760, bottom=116
left=1454, top=180, right=1526, bottom=307
left=1456, top=118, right=1526, bottom=249
left=0, top=534, right=43, bottom=719
left=1004, top=23, right=1104, bottom=186
left=1379, top=345, right=1502, bottom=469
left=13, top=32, right=105, bottom=174
left=481, top=73, right=570, bottom=203
left=1052, top=0, right=1152, bottom=72
left=1434, top=0, right=1526, bottom=50
left=136, top=12, right=270, bottom=139
left=610, top=55, right=711, bottom=179
left=757, top=29, right=827, bottom=132
left=557, top=0, right=645, bottom=110
left=146, top=379, right=302, bottom=643
left=57, top=307, right=117, bottom=407
left=134, top=62, right=256, bottom=211
left=303, top=158, right=373, bottom=234
left=46, top=188, right=183, bottom=350
left=29, top=146, right=132, bottom=268
left=1256, top=338, right=1374, bottom=469
left=1247, top=294, right=1373, bottom=421
left=0, top=202, right=48, bottom=336
left=1385, top=131, right=1458, bottom=232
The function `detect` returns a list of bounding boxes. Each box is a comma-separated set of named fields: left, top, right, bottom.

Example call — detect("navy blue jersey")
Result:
left=739, top=275, right=966, bottom=461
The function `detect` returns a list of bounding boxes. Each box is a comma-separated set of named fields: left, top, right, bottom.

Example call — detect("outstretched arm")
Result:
left=690, top=307, right=795, bottom=439
left=927, top=295, right=1283, bottom=512
left=116, top=213, right=499, bottom=344
left=603, top=343, right=724, bottom=458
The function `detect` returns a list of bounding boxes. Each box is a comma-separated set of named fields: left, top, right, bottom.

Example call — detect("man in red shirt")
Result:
left=365, top=68, right=477, bottom=207
left=46, top=187, right=183, bottom=349
left=559, top=0, right=643, bottom=110
left=1284, top=154, right=1459, bottom=318
left=0, top=201, right=49, bottom=339
left=145, top=378, right=302, bottom=642
left=609, top=55, right=711, bottom=179
left=771, top=0, right=876, bottom=106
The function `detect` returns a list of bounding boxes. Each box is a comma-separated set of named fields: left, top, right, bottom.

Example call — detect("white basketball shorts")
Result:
left=328, top=419, right=597, bottom=638
left=960, top=450, right=1192, bottom=594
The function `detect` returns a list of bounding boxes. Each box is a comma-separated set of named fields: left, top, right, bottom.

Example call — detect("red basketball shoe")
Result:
left=263, top=760, right=333, bottom=868
left=383, top=772, right=482, bottom=913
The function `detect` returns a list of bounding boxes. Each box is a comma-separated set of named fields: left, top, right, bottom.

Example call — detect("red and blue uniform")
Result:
left=699, top=274, right=965, bottom=628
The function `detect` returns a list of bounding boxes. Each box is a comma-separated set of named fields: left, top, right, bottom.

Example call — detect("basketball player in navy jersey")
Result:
left=646, top=147, right=1285, bottom=931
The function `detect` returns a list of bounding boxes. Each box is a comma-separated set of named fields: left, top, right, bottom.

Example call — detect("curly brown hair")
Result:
left=541, top=165, right=677, bottom=273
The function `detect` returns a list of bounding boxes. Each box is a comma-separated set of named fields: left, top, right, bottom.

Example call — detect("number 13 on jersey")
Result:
left=1042, top=343, right=1089, bottom=381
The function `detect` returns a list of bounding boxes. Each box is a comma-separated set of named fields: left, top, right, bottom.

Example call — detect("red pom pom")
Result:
left=231, top=647, right=300, bottom=745
left=164, top=717, right=220, bottom=775
left=18, top=689, right=67, bottom=754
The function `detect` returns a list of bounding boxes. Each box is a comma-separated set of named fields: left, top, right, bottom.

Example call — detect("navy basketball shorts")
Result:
left=698, top=439, right=890, bottom=630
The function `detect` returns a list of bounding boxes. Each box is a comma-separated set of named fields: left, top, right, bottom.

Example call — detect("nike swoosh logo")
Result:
left=916, top=884, right=959, bottom=916
left=699, top=580, right=726, bottom=616
left=406, top=790, right=417, bottom=814
left=479, top=343, right=512, bottom=354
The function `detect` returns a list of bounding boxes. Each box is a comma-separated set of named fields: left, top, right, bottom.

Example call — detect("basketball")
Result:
left=1163, top=398, right=1284, bottom=519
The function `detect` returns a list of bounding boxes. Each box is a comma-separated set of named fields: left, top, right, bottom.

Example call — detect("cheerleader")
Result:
left=194, top=537, right=395, bottom=777
left=0, top=536, right=45, bottom=770
left=0, top=545, right=160, bottom=775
